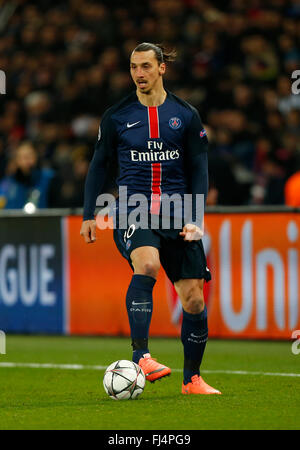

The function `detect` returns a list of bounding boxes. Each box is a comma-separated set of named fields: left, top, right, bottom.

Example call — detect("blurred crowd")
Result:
left=0, top=0, right=300, bottom=209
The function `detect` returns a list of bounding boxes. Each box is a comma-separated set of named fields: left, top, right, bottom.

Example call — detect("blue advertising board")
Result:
left=0, top=216, right=65, bottom=333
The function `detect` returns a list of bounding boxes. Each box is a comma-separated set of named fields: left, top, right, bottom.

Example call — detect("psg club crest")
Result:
left=169, top=117, right=182, bottom=130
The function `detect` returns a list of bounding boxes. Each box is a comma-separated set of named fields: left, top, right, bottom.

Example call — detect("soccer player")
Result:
left=80, top=43, right=221, bottom=395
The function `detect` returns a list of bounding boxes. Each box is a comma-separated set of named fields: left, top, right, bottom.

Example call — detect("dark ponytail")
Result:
left=132, top=42, right=177, bottom=64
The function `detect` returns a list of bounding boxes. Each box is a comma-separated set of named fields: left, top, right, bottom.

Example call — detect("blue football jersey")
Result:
left=83, top=90, right=208, bottom=221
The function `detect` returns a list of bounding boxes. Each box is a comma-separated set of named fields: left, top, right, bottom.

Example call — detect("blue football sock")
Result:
left=126, top=274, right=156, bottom=364
left=181, top=305, right=208, bottom=385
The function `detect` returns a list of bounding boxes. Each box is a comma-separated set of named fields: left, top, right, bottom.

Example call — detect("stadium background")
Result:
left=0, top=0, right=299, bottom=340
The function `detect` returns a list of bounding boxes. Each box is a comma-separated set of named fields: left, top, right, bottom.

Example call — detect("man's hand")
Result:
left=179, top=223, right=203, bottom=242
left=80, top=219, right=97, bottom=243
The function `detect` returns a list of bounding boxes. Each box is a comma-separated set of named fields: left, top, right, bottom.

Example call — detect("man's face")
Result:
left=130, top=50, right=166, bottom=94
left=16, top=145, right=37, bottom=173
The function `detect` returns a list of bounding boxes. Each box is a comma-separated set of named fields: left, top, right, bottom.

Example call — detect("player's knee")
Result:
left=135, top=261, right=160, bottom=279
left=184, top=290, right=205, bottom=314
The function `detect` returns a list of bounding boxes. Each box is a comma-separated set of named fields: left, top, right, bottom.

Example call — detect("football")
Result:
left=103, top=360, right=146, bottom=400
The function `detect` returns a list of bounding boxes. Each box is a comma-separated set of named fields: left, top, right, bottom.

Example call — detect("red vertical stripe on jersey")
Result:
left=150, top=163, right=161, bottom=215
left=148, top=107, right=161, bottom=214
left=148, top=106, right=160, bottom=138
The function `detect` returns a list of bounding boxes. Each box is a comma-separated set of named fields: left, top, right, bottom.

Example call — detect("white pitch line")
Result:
left=0, top=362, right=299, bottom=378
left=0, top=362, right=106, bottom=371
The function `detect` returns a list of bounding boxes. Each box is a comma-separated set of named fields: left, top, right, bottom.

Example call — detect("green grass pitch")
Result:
left=0, top=335, right=299, bottom=430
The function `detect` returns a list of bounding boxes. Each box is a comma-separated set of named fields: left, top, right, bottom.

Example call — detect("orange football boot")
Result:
left=182, top=375, right=222, bottom=395
left=138, top=353, right=171, bottom=383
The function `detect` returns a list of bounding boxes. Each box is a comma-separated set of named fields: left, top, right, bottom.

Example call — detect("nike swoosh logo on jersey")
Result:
left=132, top=301, right=150, bottom=306
left=127, top=121, right=141, bottom=128
left=191, top=333, right=207, bottom=338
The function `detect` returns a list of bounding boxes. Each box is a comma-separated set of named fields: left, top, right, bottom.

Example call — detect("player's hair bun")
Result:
left=133, top=42, right=177, bottom=64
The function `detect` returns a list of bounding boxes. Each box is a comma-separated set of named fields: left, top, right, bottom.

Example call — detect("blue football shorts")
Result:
left=113, top=223, right=211, bottom=284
